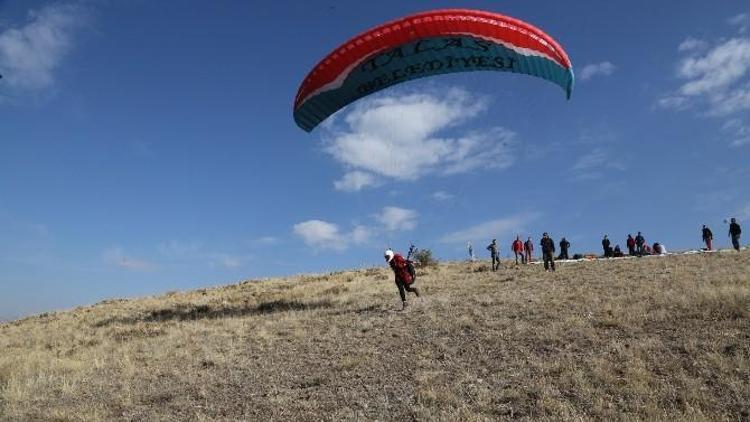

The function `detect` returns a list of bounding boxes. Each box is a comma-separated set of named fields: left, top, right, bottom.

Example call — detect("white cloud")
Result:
left=677, top=38, right=750, bottom=99
left=293, top=207, right=420, bottom=253
left=334, top=171, right=379, bottom=192
left=656, top=95, right=691, bottom=110
left=207, top=253, right=247, bottom=269
left=571, top=147, right=626, bottom=180
left=323, top=88, right=516, bottom=186
left=658, top=20, right=750, bottom=146
left=579, top=61, right=616, bottom=80
left=350, top=225, right=371, bottom=244
left=440, top=213, right=541, bottom=245
left=102, top=247, right=156, bottom=272
left=678, top=37, right=709, bottom=53
left=729, top=13, right=749, bottom=33
left=710, top=85, right=750, bottom=116
left=376, top=206, right=418, bottom=232
left=294, top=220, right=344, bottom=250
left=432, top=191, right=454, bottom=201
left=221, top=256, right=242, bottom=268
left=659, top=36, right=750, bottom=116
left=293, top=220, right=371, bottom=251
left=572, top=148, right=608, bottom=171
left=723, top=119, right=750, bottom=147
left=255, top=236, right=279, bottom=245
left=0, top=3, right=87, bottom=93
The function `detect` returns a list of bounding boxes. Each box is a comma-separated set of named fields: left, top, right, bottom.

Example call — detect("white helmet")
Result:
left=384, top=249, right=394, bottom=263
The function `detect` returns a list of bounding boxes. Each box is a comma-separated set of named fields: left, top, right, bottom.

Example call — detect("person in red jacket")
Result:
left=626, top=234, right=636, bottom=256
left=512, top=236, right=525, bottom=264
left=384, top=249, right=420, bottom=309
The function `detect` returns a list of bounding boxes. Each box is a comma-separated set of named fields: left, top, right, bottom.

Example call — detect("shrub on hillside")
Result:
left=413, top=249, right=437, bottom=268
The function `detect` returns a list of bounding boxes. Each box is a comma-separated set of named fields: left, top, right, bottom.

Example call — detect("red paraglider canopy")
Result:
left=293, top=9, right=574, bottom=132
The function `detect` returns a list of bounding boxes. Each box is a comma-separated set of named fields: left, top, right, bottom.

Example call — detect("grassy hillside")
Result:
left=1, top=251, right=748, bottom=421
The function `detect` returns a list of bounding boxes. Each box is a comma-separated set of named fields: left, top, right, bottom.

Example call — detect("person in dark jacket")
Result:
left=626, top=234, right=636, bottom=256
left=613, top=245, right=624, bottom=257
left=729, top=218, right=742, bottom=251
left=702, top=225, right=713, bottom=251
left=524, top=237, right=534, bottom=264
left=487, top=239, right=500, bottom=271
left=635, top=232, right=646, bottom=256
left=385, top=249, right=420, bottom=309
left=602, top=235, right=611, bottom=258
left=540, top=232, right=556, bottom=272
left=558, top=237, right=570, bottom=260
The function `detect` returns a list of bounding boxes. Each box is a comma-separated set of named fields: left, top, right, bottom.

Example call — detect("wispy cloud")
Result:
left=656, top=95, right=691, bottom=111
left=678, top=37, right=709, bottom=53
left=376, top=206, right=418, bottom=232
left=722, top=119, right=750, bottom=147
left=102, top=247, right=156, bottom=272
left=157, top=239, right=254, bottom=269
left=333, top=171, right=380, bottom=192
left=0, top=3, right=88, bottom=94
left=658, top=37, right=750, bottom=116
left=657, top=16, right=750, bottom=147
left=322, top=87, right=516, bottom=189
left=432, top=191, right=454, bottom=201
left=157, top=240, right=203, bottom=259
left=570, top=147, right=626, bottom=181
left=206, top=253, right=251, bottom=269
left=440, top=213, right=541, bottom=245
left=254, top=236, right=279, bottom=245
left=729, top=12, right=749, bottom=33
left=579, top=61, right=616, bottom=80
left=677, top=38, right=750, bottom=102
left=572, top=148, right=609, bottom=171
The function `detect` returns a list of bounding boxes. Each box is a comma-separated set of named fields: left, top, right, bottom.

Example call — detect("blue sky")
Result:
left=1, top=0, right=749, bottom=319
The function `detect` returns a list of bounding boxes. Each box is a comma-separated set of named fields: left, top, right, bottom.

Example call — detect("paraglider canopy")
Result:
left=293, top=8, right=574, bottom=132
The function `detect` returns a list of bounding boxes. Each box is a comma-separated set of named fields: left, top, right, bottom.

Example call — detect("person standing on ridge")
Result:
left=702, top=225, right=713, bottom=251
left=626, top=234, right=636, bottom=256
left=467, top=241, right=476, bottom=261
left=602, top=235, right=611, bottom=258
left=384, top=249, right=420, bottom=310
left=512, top=236, right=525, bottom=264
left=524, top=237, right=534, bottom=264
left=540, top=233, right=556, bottom=271
left=729, top=218, right=742, bottom=251
left=487, top=239, right=500, bottom=271
left=635, top=232, right=646, bottom=256
left=559, top=237, right=570, bottom=260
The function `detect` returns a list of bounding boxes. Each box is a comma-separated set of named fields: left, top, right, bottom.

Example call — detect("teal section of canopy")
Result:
left=294, top=35, right=574, bottom=132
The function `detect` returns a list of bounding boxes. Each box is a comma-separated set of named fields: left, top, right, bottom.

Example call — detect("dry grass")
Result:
left=0, top=252, right=748, bottom=421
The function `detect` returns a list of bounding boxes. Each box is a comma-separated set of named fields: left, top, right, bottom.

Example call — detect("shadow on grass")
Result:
left=330, top=303, right=388, bottom=317
left=93, top=298, right=333, bottom=327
